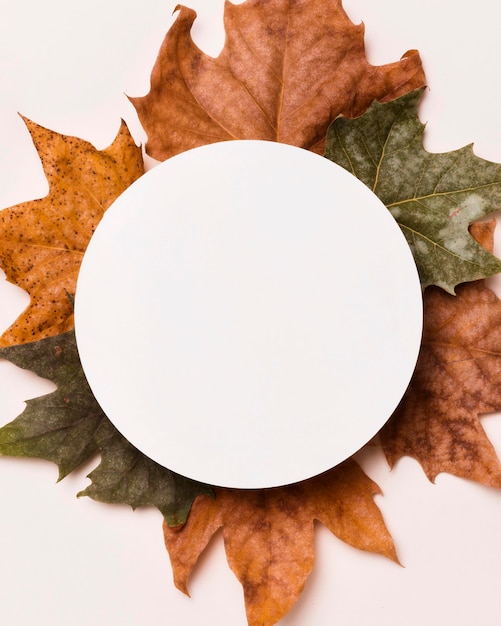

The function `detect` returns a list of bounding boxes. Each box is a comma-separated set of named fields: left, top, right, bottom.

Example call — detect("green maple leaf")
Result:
left=0, top=331, right=211, bottom=526
left=324, top=89, right=501, bottom=293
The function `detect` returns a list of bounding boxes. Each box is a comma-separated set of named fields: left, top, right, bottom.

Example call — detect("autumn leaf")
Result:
left=0, top=119, right=144, bottom=347
left=0, top=331, right=211, bottom=525
left=130, top=0, right=425, bottom=161
left=164, top=460, right=397, bottom=626
left=324, top=89, right=501, bottom=293
left=380, top=221, right=501, bottom=486
left=0, top=331, right=114, bottom=478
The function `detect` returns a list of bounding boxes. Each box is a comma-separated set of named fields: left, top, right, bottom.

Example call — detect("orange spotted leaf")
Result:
left=130, top=0, right=425, bottom=160
left=0, top=119, right=144, bottom=346
left=164, top=460, right=398, bottom=626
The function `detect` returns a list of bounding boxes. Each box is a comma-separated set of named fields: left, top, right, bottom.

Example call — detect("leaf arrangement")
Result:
left=2, top=1, right=501, bottom=625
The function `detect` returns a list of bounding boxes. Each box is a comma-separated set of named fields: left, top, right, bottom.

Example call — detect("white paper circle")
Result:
left=75, top=140, right=422, bottom=488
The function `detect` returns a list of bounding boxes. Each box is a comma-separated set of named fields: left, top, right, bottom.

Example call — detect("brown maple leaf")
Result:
left=0, top=119, right=144, bottom=347
left=164, top=459, right=398, bottom=626
left=380, top=221, right=501, bottom=486
left=130, top=0, right=425, bottom=161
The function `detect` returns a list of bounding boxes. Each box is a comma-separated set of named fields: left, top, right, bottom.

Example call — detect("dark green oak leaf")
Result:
left=0, top=331, right=212, bottom=526
left=325, top=89, right=501, bottom=293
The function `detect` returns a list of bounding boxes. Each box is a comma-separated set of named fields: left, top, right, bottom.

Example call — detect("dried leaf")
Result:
left=0, top=331, right=115, bottom=478
left=0, top=331, right=211, bottom=525
left=130, top=0, right=425, bottom=160
left=0, top=119, right=144, bottom=347
left=325, top=89, right=501, bottom=292
left=164, top=460, right=397, bottom=626
left=380, top=221, right=501, bottom=485
left=78, top=436, right=212, bottom=528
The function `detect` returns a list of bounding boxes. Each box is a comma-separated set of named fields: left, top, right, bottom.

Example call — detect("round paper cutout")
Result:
left=75, top=140, right=422, bottom=488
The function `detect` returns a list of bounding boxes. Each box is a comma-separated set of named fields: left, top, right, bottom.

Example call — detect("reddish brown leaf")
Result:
left=131, top=0, right=425, bottom=160
left=0, top=119, right=144, bottom=346
left=164, top=460, right=397, bottom=626
left=381, top=222, right=501, bottom=486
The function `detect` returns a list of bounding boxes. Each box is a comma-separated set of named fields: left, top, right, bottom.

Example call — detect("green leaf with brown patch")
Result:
left=324, top=89, right=501, bottom=293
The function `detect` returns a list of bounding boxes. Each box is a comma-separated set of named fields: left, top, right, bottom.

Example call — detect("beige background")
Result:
left=1, top=1, right=501, bottom=623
